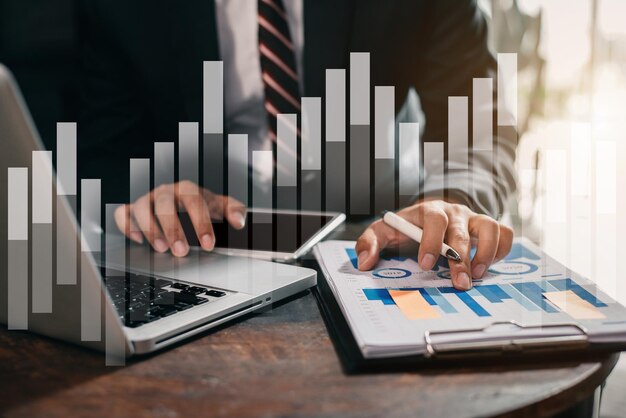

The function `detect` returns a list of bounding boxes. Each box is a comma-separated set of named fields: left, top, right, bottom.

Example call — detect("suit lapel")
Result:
left=171, top=0, right=221, bottom=125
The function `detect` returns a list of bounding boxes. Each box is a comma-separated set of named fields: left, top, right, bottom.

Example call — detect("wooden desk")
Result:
left=0, top=224, right=619, bottom=417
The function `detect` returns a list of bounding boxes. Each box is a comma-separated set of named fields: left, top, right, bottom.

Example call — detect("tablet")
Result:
left=179, top=209, right=346, bottom=261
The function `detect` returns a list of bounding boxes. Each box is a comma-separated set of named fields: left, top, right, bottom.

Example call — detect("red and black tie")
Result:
left=258, top=0, right=301, bottom=143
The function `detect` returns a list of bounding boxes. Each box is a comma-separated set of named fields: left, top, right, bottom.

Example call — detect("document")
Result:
left=314, top=238, right=626, bottom=358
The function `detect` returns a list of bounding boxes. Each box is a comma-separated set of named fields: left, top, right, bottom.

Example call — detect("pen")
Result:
left=382, top=211, right=462, bottom=262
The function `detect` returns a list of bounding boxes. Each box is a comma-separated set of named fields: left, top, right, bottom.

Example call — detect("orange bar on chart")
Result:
left=543, top=290, right=606, bottom=320
left=389, top=290, right=441, bottom=320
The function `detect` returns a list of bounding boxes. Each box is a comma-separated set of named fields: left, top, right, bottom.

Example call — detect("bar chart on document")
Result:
left=315, top=238, right=626, bottom=358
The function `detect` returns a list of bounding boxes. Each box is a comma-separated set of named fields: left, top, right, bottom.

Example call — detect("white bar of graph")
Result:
left=423, top=142, right=444, bottom=200
left=399, top=123, right=420, bottom=205
left=473, top=78, right=493, bottom=151
left=546, top=150, right=567, bottom=223
left=105, top=204, right=126, bottom=365
left=277, top=114, right=297, bottom=251
left=570, top=123, right=591, bottom=197
left=203, top=61, right=224, bottom=195
left=448, top=97, right=469, bottom=201
left=179, top=122, right=199, bottom=186
left=349, top=53, right=370, bottom=214
left=374, top=86, right=395, bottom=212
left=497, top=53, right=517, bottom=127
left=129, top=159, right=150, bottom=320
left=325, top=69, right=346, bottom=212
left=56, top=123, right=77, bottom=285
left=7, top=167, right=28, bottom=329
left=154, top=142, right=175, bottom=190
left=31, top=151, right=53, bottom=313
left=595, top=141, right=617, bottom=296
left=301, top=97, right=322, bottom=212
left=81, top=179, right=101, bottom=341
left=227, top=134, right=249, bottom=250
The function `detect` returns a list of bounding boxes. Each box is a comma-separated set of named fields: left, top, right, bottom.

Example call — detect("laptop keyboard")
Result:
left=104, top=272, right=228, bottom=328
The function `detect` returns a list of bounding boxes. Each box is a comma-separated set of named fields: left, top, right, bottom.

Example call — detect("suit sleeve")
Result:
left=412, top=0, right=517, bottom=218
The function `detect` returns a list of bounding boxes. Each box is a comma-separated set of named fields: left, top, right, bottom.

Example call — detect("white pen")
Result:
left=382, top=211, right=462, bottom=262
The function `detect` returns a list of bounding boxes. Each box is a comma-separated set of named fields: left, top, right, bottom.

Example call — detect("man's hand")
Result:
left=355, top=200, right=513, bottom=290
left=115, top=180, right=246, bottom=257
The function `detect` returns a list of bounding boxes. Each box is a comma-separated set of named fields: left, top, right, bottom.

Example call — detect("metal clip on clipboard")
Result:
left=424, top=321, right=589, bottom=358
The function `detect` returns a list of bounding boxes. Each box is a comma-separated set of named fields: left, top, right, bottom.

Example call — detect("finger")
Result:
left=131, top=195, right=168, bottom=253
left=178, top=191, right=216, bottom=251
left=114, top=204, right=142, bottom=243
left=494, top=224, right=514, bottom=262
left=154, top=187, right=189, bottom=257
left=219, top=196, right=246, bottom=230
left=445, top=215, right=472, bottom=291
left=469, top=215, right=500, bottom=279
left=354, top=220, right=399, bottom=270
left=412, top=206, right=448, bottom=271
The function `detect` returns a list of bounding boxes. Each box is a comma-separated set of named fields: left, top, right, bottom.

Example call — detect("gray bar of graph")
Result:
left=56, top=122, right=77, bottom=195
left=8, top=168, right=28, bottom=329
left=326, top=142, right=346, bottom=212
left=276, top=114, right=297, bottom=250
left=301, top=97, right=322, bottom=216
left=473, top=78, right=493, bottom=151
left=252, top=151, right=273, bottom=251
left=129, top=159, right=150, bottom=320
left=326, top=69, right=345, bottom=142
left=204, top=133, right=224, bottom=196
left=301, top=98, right=321, bottom=170
left=448, top=97, right=468, bottom=168
left=228, top=135, right=249, bottom=205
left=350, top=125, right=370, bottom=214
left=325, top=69, right=346, bottom=212
left=81, top=179, right=101, bottom=341
left=203, top=61, right=224, bottom=196
left=203, top=61, right=223, bottom=134
left=56, top=195, right=77, bottom=285
left=32, top=151, right=53, bottom=313
left=56, top=123, right=77, bottom=285
left=179, top=122, right=199, bottom=185
left=154, top=142, right=175, bottom=189
left=350, top=53, right=370, bottom=125
left=374, top=86, right=395, bottom=213
left=424, top=142, right=444, bottom=200
left=497, top=53, right=517, bottom=127
left=105, top=204, right=126, bottom=365
left=399, top=123, right=420, bottom=201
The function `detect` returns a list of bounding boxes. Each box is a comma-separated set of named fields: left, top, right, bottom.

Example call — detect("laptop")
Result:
left=0, top=64, right=317, bottom=358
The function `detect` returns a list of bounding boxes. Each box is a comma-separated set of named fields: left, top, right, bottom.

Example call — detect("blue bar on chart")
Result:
left=80, top=179, right=101, bottom=341
left=203, top=61, right=224, bottom=195
left=7, top=167, right=29, bottom=330
left=423, top=287, right=458, bottom=314
left=301, top=97, right=322, bottom=212
left=31, top=151, right=53, bottom=313
left=56, top=122, right=78, bottom=285
left=439, top=287, right=491, bottom=317
left=398, top=123, right=420, bottom=208
left=374, top=86, right=395, bottom=213
left=511, top=282, right=559, bottom=313
left=499, top=284, right=542, bottom=312
left=349, top=52, right=370, bottom=215
left=325, top=69, right=346, bottom=212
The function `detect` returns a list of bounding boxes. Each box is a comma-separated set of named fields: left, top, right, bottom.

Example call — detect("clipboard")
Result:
left=304, top=258, right=626, bottom=374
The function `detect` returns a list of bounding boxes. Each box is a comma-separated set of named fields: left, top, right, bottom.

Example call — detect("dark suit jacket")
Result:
left=77, top=0, right=516, bottom=215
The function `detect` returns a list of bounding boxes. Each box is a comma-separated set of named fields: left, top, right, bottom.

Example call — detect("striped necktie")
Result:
left=258, top=0, right=301, bottom=144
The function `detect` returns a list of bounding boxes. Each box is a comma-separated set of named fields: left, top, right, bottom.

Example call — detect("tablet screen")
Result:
left=179, top=211, right=336, bottom=253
